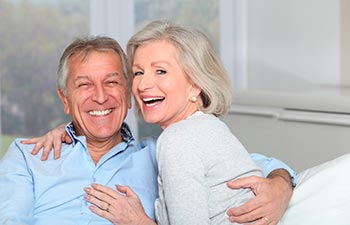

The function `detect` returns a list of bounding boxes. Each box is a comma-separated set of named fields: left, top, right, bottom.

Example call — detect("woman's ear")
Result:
left=191, top=84, right=202, bottom=97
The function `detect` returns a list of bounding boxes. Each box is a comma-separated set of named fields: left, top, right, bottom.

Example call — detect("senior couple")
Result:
left=0, top=20, right=296, bottom=225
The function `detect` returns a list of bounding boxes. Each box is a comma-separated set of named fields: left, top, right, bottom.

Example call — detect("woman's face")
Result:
left=132, top=40, right=200, bottom=129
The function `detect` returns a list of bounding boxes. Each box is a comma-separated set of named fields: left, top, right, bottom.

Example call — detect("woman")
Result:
left=84, top=20, right=261, bottom=225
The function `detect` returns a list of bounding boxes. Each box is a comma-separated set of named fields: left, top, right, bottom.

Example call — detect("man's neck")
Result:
left=87, top=136, right=122, bottom=164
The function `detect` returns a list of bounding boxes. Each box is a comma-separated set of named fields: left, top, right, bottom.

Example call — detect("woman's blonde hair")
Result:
left=127, top=20, right=233, bottom=117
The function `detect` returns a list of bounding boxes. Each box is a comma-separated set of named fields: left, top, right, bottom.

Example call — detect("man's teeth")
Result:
left=88, top=109, right=112, bottom=116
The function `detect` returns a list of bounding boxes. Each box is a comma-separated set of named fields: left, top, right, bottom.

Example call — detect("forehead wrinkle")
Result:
left=73, top=72, right=120, bottom=80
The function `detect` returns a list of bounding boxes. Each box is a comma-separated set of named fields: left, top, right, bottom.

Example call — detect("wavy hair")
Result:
left=127, top=20, right=233, bottom=117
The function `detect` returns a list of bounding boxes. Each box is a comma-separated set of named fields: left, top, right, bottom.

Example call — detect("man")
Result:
left=0, top=36, right=295, bottom=225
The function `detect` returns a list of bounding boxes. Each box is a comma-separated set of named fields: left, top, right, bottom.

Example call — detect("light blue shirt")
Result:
left=0, top=122, right=296, bottom=224
left=0, top=123, right=158, bottom=225
left=251, top=153, right=297, bottom=186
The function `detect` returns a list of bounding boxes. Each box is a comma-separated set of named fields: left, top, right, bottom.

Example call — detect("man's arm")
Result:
left=250, top=153, right=296, bottom=187
left=0, top=139, right=35, bottom=224
left=226, top=153, right=296, bottom=225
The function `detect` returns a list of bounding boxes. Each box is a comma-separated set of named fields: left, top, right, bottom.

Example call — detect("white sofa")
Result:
left=280, top=153, right=350, bottom=225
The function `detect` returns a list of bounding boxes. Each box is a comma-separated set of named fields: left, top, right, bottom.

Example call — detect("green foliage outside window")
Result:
left=0, top=0, right=89, bottom=138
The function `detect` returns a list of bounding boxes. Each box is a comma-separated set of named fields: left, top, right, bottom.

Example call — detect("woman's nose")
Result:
left=136, top=74, right=154, bottom=91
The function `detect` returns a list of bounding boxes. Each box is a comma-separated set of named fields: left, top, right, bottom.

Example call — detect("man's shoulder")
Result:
left=3, top=138, right=72, bottom=161
left=0, top=138, right=39, bottom=165
left=137, top=136, right=157, bottom=149
left=7, top=138, right=35, bottom=154
left=125, top=137, right=157, bottom=167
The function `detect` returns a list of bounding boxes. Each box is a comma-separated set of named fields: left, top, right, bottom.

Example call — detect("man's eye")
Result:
left=134, top=71, right=143, bottom=76
left=156, top=69, right=166, bottom=75
left=107, top=80, right=118, bottom=84
left=78, top=83, right=89, bottom=88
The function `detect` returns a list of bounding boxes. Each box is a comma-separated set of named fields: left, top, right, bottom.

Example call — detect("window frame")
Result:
left=220, top=0, right=350, bottom=114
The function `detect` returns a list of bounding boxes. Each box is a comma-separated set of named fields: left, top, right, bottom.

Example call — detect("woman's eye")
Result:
left=134, top=71, right=143, bottom=76
left=156, top=69, right=166, bottom=75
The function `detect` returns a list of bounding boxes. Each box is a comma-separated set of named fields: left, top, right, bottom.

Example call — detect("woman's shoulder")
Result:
left=167, top=112, right=219, bottom=130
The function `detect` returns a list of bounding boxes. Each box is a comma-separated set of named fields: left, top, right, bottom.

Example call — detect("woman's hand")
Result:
left=84, top=183, right=156, bottom=225
left=226, top=170, right=293, bottom=225
left=20, top=123, right=71, bottom=160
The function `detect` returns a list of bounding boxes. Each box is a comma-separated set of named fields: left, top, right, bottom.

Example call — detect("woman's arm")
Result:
left=20, top=122, right=71, bottom=160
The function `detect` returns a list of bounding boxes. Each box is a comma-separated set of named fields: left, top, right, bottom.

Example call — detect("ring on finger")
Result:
left=105, top=203, right=110, bottom=212
left=263, top=217, right=269, bottom=224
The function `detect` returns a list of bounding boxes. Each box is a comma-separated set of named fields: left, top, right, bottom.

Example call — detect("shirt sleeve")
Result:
left=0, top=139, right=35, bottom=224
left=250, top=153, right=297, bottom=187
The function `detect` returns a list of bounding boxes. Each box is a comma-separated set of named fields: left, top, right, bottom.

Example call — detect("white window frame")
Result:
left=220, top=0, right=350, bottom=114
left=219, top=0, right=246, bottom=90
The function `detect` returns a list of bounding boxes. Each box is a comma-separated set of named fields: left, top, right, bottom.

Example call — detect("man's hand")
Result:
left=226, top=169, right=293, bottom=225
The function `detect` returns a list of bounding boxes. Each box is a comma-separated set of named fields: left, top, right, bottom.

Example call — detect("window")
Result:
left=1, top=0, right=221, bottom=153
left=3, top=0, right=346, bottom=157
left=221, top=0, right=350, bottom=114
left=0, top=0, right=89, bottom=156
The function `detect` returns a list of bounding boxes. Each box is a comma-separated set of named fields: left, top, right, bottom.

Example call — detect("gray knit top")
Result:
left=155, top=111, right=263, bottom=225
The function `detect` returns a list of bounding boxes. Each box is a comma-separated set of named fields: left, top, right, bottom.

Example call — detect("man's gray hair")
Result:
left=57, top=36, right=130, bottom=95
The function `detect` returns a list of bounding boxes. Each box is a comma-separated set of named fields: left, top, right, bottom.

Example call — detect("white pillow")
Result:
left=280, top=153, right=350, bottom=225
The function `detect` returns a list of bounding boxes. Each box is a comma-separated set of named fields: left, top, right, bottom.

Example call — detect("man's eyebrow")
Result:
left=73, top=75, right=89, bottom=82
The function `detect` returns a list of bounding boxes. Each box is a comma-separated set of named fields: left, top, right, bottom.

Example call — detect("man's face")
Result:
left=58, top=50, right=131, bottom=143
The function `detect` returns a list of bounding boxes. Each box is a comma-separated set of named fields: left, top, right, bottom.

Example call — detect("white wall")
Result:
left=220, top=0, right=350, bottom=173
left=222, top=105, right=350, bottom=172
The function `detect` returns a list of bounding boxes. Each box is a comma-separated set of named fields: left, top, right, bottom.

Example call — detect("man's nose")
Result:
left=91, top=85, right=108, bottom=103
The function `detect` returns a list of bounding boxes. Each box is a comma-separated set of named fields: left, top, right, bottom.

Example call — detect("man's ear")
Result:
left=57, top=88, right=70, bottom=115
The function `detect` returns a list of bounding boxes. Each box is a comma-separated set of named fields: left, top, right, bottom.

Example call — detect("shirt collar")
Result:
left=65, top=122, right=135, bottom=146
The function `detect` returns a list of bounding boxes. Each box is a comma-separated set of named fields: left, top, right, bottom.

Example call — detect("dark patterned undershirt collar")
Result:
left=66, top=122, right=135, bottom=145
